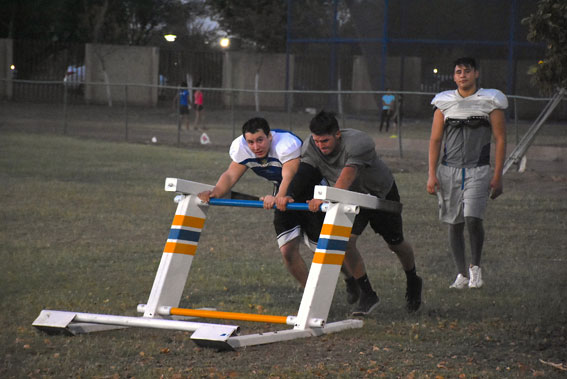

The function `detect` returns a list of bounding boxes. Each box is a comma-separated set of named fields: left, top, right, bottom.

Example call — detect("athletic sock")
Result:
left=356, top=274, right=374, bottom=295
left=405, top=266, right=418, bottom=282
left=345, top=276, right=356, bottom=286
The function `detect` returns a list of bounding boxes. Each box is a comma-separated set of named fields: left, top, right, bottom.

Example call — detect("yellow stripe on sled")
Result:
left=312, top=252, right=344, bottom=265
left=172, top=215, right=205, bottom=229
left=320, top=224, right=352, bottom=238
left=163, top=242, right=197, bottom=255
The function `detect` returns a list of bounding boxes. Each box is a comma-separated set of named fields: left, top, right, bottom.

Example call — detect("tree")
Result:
left=0, top=0, right=207, bottom=47
left=205, top=0, right=353, bottom=53
left=522, top=0, right=567, bottom=93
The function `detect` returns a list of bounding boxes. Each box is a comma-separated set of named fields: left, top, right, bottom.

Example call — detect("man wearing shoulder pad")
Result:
left=427, top=57, right=508, bottom=290
left=198, top=117, right=354, bottom=300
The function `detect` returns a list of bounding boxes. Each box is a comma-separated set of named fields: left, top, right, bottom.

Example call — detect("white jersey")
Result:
left=229, top=129, right=302, bottom=185
left=431, top=88, right=508, bottom=119
left=431, top=88, right=508, bottom=168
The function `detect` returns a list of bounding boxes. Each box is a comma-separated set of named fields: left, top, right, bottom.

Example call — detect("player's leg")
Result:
left=279, top=236, right=308, bottom=288
left=438, top=165, right=469, bottom=288
left=448, top=222, right=468, bottom=287
left=373, top=182, right=422, bottom=312
left=466, top=217, right=484, bottom=267
left=348, top=212, right=380, bottom=316
left=275, top=210, right=309, bottom=288
left=462, top=166, right=491, bottom=288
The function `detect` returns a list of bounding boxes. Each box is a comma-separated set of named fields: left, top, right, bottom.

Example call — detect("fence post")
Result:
left=514, top=97, right=518, bottom=145
left=62, top=83, right=68, bottom=135
left=231, top=89, right=236, bottom=141
left=124, top=84, right=129, bottom=141
left=397, top=94, right=403, bottom=158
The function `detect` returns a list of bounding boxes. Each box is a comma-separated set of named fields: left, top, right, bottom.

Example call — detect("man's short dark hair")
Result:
left=453, top=57, right=477, bottom=70
left=309, top=110, right=339, bottom=135
left=242, top=117, right=270, bottom=136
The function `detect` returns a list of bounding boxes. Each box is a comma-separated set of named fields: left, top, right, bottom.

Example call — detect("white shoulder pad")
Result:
left=431, top=90, right=458, bottom=110
left=272, top=131, right=301, bottom=163
left=479, top=88, right=508, bottom=110
left=229, top=136, right=254, bottom=163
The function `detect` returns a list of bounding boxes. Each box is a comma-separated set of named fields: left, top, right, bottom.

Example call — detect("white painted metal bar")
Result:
left=293, top=202, right=356, bottom=330
left=33, top=310, right=240, bottom=334
left=314, top=185, right=402, bottom=213
left=164, top=177, right=214, bottom=195
left=143, top=194, right=207, bottom=318
left=226, top=319, right=363, bottom=349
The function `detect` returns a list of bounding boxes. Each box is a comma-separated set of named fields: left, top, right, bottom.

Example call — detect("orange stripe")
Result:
left=312, top=252, right=344, bottom=265
left=320, top=224, right=352, bottom=238
left=172, top=215, right=205, bottom=229
left=163, top=242, right=197, bottom=255
left=169, top=308, right=289, bottom=324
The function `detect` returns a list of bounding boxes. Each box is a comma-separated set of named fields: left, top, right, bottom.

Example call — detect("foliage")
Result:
left=0, top=0, right=208, bottom=47
left=205, top=0, right=355, bottom=52
left=522, top=0, right=567, bottom=93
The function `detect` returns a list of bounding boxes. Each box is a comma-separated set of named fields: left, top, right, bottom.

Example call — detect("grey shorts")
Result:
left=437, top=164, right=491, bottom=224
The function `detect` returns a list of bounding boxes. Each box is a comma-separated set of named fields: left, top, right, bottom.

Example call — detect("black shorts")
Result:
left=273, top=209, right=324, bottom=248
left=179, top=105, right=189, bottom=115
left=351, top=181, right=405, bottom=245
left=195, top=105, right=204, bottom=111
left=273, top=162, right=327, bottom=249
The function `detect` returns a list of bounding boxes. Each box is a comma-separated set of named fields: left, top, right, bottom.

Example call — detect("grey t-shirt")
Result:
left=301, top=129, right=394, bottom=199
left=431, top=88, right=508, bottom=168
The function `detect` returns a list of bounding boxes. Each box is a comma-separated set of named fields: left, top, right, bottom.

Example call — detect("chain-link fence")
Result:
left=2, top=80, right=566, bottom=161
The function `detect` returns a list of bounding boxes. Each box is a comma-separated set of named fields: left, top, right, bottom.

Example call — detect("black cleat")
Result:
left=345, top=277, right=361, bottom=305
left=406, top=275, right=423, bottom=313
left=352, top=291, right=380, bottom=316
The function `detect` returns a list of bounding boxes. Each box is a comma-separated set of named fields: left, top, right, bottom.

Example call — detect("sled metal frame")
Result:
left=33, top=178, right=399, bottom=350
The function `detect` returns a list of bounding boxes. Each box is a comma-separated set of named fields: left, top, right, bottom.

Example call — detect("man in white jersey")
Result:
left=198, top=118, right=357, bottom=297
left=291, top=111, right=423, bottom=315
left=427, top=57, right=507, bottom=289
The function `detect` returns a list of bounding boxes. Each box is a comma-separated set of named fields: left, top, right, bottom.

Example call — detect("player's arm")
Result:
left=308, top=165, right=358, bottom=212
left=490, top=109, right=506, bottom=199
left=198, top=161, right=247, bottom=202
left=427, top=109, right=444, bottom=195
left=264, top=157, right=300, bottom=210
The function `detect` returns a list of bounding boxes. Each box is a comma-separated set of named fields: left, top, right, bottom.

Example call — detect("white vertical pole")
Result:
left=143, top=195, right=208, bottom=318
left=254, top=72, right=260, bottom=112
left=294, top=203, right=356, bottom=329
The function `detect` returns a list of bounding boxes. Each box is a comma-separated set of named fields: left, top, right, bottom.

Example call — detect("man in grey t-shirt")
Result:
left=300, top=110, right=423, bottom=314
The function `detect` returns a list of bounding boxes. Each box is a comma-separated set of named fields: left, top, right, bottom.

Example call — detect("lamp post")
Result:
left=220, top=37, right=230, bottom=49
left=164, top=34, right=177, bottom=42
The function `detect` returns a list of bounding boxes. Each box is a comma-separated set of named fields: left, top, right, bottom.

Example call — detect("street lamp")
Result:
left=220, top=37, right=230, bottom=49
left=164, top=34, right=177, bottom=42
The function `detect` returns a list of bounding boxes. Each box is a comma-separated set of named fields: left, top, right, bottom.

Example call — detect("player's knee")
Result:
left=280, top=240, right=299, bottom=262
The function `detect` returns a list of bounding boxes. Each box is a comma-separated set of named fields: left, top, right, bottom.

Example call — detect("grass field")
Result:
left=1, top=131, right=566, bottom=378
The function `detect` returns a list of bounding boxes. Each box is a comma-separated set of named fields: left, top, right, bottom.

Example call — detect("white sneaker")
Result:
left=468, top=265, right=484, bottom=288
left=449, top=274, right=469, bottom=289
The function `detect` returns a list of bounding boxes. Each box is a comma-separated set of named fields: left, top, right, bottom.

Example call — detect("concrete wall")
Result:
left=85, top=43, right=159, bottom=106
left=0, top=38, right=13, bottom=100
left=222, top=52, right=292, bottom=109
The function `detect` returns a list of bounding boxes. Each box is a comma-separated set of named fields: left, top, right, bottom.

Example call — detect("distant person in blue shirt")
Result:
left=173, top=81, right=190, bottom=131
left=379, top=90, right=396, bottom=133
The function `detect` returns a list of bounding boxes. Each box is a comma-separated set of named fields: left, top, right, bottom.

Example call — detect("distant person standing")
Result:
left=427, top=57, right=508, bottom=289
left=173, top=81, right=190, bottom=131
left=193, top=80, right=204, bottom=130
left=379, top=90, right=395, bottom=132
